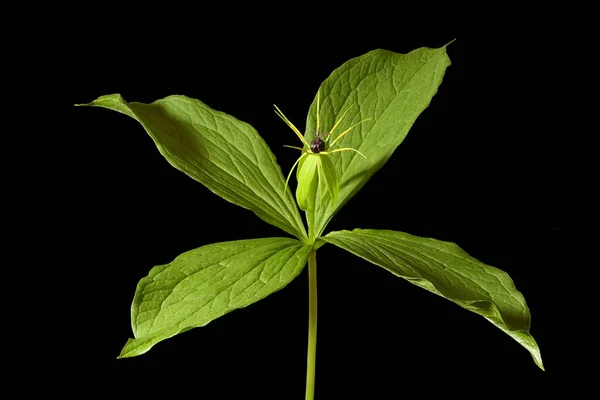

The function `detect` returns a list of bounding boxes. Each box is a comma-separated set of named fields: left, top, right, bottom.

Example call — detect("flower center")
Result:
left=310, top=138, right=326, bottom=153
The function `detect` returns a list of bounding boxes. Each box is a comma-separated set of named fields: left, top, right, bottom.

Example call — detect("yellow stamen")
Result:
left=329, top=118, right=372, bottom=148
left=284, top=153, right=308, bottom=196
left=316, top=92, right=320, bottom=138
left=274, top=104, right=311, bottom=148
left=323, top=147, right=367, bottom=159
left=283, top=145, right=310, bottom=153
left=327, top=103, right=356, bottom=141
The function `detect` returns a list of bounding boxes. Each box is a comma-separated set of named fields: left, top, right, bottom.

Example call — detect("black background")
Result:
left=63, top=13, right=574, bottom=398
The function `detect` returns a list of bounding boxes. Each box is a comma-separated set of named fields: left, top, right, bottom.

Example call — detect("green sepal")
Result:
left=318, top=154, right=339, bottom=204
left=296, top=155, right=319, bottom=211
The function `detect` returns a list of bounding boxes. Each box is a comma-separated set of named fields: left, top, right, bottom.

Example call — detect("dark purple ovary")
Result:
left=310, top=138, right=326, bottom=153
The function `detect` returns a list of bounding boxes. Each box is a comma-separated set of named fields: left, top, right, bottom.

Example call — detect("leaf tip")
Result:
left=444, top=38, right=457, bottom=48
left=117, top=337, right=143, bottom=359
left=532, top=350, right=545, bottom=371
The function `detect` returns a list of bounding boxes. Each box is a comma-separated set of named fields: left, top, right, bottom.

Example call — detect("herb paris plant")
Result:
left=78, top=43, right=544, bottom=399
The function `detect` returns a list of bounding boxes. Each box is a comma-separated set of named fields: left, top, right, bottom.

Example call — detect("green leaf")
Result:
left=119, top=237, right=312, bottom=358
left=323, top=229, right=544, bottom=370
left=306, top=45, right=452, bottom=236
left=78, top=94, right=307, bottom=240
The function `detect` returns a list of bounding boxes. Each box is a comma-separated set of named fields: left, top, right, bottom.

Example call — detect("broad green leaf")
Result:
left=119, top=237, right=312, bottom=358
left=323, top=229, right=544, bottom=370
left=79, top=94, right=307, bottom=240
left=306, top=45, right=452, bottom=236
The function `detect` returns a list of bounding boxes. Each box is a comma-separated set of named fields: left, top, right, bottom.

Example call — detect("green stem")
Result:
left=305, top=249, right=318, bottom=400
left=306, top=208, right=316, bottom=241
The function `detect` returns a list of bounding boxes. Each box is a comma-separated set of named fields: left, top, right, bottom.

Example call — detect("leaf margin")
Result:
left=305, top=43, right=453, bottom=237
left=118, top=237, right=313, bottom=358
left=77, top=94, right=308, bottom=241
left=322, top=228, right=545, bottom=371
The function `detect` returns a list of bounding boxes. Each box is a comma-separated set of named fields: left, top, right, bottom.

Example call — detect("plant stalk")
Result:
left=305, top=249, right=318, bottom=400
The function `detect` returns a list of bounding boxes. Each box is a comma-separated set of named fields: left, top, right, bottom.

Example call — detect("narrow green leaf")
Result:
left=306, top=45, right=452, bottom=236
left=119, top=237, right=312, bottom=358
left=323, top=229, right=544, bottom=370
left=78, top=94, right=307, bottom=240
